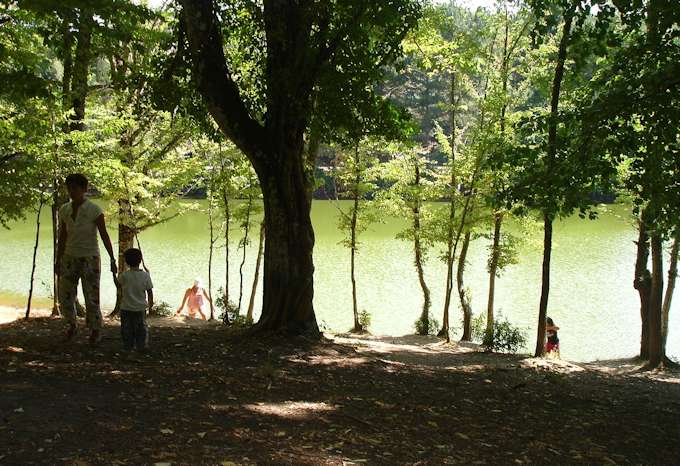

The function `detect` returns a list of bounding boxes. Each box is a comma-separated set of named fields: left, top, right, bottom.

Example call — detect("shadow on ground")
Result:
left=1, top=317, right=679, bottom=465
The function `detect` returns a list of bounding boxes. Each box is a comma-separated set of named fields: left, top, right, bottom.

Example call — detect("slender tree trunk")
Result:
left=350, top=148, right=362, bottom=332
left=246, top=221, right=265, bottom=322
left=535, top=5, right=575, bottom=357
left=634, top=213, right=652, bottom=359
left=26, top=198, right=45, bottom=319
left=117, top=199, right=135, bottom=273
left=238, top=194, right=253, bottom=312
left=458, top=231, right=472, bottom=341
left=208, top=195, right=215, bottom=320
left=535, top=212, right=554, bottom=357
left=60, top=15, right=74, bottom=112
left=223, top=188, right=230, bottom=305
left=648, top=232, right=665, bottom=366
left=439, top=72, right=457, bottom=342
left=413, top=162, right=431, bottom=335
left=487, top=7, right=509, bottom=335
left=51, top=18, right=76, bottom=317
left=662, top=231, right=678, bottom=350
left=51, top=195, right=61, bottom=317
left=70, top=12, right=93, bottom=131
left=486, top=212, right=503, bottom=335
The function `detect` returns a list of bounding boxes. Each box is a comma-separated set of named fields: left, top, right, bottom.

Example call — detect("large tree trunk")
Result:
left=535, top=5, right=574, bottom=357
left=246, top=222, right=265, bottom=322
left=486, top=212, right=503, bottom=335
left=254, top=162, right=319, bottom=336
left=180, top=0, right=320, bottom=336
left=458, top=231, right=472, bottom=341
left=634, top=213, right=651, bottom=359
left=535, top=212, right=553, bottom=357
left=662, top=232, right=678, bottom=350
left=648, top=232, right=665, bottom=366
left=26, top=199, right=45, bottom=319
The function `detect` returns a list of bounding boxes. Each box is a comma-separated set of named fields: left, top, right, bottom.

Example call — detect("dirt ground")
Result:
left=1, top=314, right=679, bottom=465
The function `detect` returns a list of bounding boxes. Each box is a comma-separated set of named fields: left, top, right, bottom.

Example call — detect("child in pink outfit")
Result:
left=175, top=279, right=213, bottom=320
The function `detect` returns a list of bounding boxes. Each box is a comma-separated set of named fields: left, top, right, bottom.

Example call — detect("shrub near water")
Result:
left=149, top=301, right=173, bottom=317
left=215, top=287, right=242, bottom=325
left=414, top=316, right=440, bottom=336
left=358, top=309, right=372, bottom=332
left=471, top=313, right=527, bottom=353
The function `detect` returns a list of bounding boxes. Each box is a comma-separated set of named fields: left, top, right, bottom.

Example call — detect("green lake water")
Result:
left=0, top=200, right=677, bottom=363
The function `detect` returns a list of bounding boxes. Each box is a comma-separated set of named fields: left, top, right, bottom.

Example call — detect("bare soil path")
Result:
left=1, top=315, right=679, bottom=465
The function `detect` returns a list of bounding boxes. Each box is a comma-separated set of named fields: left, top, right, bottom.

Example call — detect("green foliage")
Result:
left=150, top=301, right=173, bottom=317
left=471, top=313, right=528, bottom=353
left=358, top=310, right=372, bottom=332
left=215, top=286, right=240, bottom=325
left=414, top=315, right=439, bottom=336
left=230, top=314, right=254, bottom=328
left=575, top=3, right=680, bottom=236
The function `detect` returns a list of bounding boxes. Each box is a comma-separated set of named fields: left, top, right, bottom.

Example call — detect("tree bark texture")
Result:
left=256, top=167, right=318, bottom=335
left=458, top=231, right=472, bottom=341
left=247, top=222, right=265, bottom=322
left=634, top=214, right=651, bottom=359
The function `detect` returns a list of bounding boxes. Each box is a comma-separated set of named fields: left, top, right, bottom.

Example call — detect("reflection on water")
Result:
left=0, top=200, right=677, bottom=362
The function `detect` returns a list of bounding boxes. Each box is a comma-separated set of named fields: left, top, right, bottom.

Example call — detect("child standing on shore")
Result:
left=115, top=248, right=153, bottom=352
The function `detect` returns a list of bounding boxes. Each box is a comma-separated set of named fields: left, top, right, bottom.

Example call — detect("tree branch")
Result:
left=0, top=152, right=25, bottom=165
left=178, top=0, right=266, bottom=164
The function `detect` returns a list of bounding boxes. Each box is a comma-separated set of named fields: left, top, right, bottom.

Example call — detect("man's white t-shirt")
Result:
left=118, top=269, right=153, bottom=312
left=59, top=199, right=104, bottom=257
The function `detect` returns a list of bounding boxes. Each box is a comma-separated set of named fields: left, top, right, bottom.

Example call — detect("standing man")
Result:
left=56, top=173, right=117, bottom=344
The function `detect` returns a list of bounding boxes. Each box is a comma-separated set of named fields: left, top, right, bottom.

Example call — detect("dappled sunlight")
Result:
left=520, top=357, right=586, bottom=374
left=243, top=401, right=336, bottom=420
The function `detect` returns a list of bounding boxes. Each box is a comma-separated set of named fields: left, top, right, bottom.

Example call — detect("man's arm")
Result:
left=96, top=213, right=117, bottom=274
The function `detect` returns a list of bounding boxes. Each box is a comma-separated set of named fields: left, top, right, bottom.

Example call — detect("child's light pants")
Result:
left=58, top=255, right=102, bottom=330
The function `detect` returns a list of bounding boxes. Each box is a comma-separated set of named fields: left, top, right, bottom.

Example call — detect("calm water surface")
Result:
left=0, top=200, right=677, bottom=362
